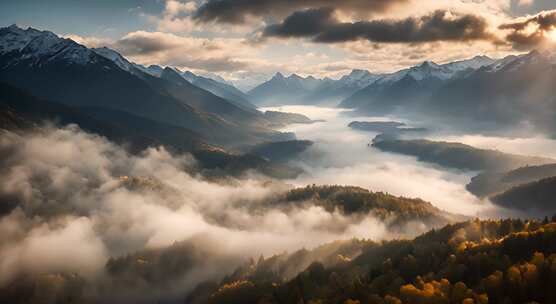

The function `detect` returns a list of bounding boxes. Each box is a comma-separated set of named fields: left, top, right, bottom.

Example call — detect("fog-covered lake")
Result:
left=263, top=105, right=556, bottom=218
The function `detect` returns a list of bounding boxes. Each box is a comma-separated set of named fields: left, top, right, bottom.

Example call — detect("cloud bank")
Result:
left=0, top=124, right=449, bottom=301
left=499, top=9, right=556, bottom=49
left=263, top=9, right=494, bottom=44
left=193, top=0, right=409, bottom=24
left=111, top=31, right=251, bottom=72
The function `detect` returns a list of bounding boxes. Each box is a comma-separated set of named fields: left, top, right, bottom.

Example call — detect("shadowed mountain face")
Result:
left=157, top=67, right=266, bottom=126
left=491, top=176, right=556, bottom=214
left=0, top=82, right=302, bottom=179
left=248, top=70, right=386, bottom=106
left=341, top=69, right=445, bottom=115
left=307, top=69, right=382, bottom=105
left=181, top=70, right=257, bottom=111
left=467, top=163, right=556, bottom=198
left=248, top=72, right=334, bottom=106
left=339, top=57, right=495, bottom=112
left=0, top=25, right=291, bottom=148
left=341, top=51, right=556, bottom=136
left=424, top=52, right=556, bottom=134
left=246, top=56, right=495, bottom=108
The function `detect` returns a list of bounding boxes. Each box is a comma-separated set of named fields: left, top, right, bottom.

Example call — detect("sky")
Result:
left=2, top=0, right=556, bottom=87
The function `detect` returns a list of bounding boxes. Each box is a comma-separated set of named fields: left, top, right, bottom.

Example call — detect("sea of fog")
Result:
left=3, top=106, right=556, bottom=300
left=262, top=105, right=556, bottom=218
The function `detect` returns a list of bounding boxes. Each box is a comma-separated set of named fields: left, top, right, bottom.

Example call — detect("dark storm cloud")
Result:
left=264, top=9, right=494, bottom=44
left=193, top=0, right=408, bottom=24
left=263, top=7, right=336, bottom=38
left=499, top=10, right=556, bottom=50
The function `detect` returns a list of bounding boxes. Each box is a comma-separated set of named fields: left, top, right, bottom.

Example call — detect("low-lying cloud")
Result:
left=0, top=124, right=443, bottom=301
left=262, top=106, right=498, bottom=217
left=2, top=107, right=545, bottom=301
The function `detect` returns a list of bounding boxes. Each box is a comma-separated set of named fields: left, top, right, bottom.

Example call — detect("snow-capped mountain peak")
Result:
left=0, top=24, right=96, bottom=66
left=0, top=24, right=43, bottom=54
left=135, top=64, right=164, bottom=77
left=406, top=60, right=453, bottom=81
left=337, top=69, right=380, bottom=88
left=404, top=56, right=495, bottom=81
left=373, top=55, right=495, bottom=85
left=483, top=50, right=553, bottom=73
left=93, top=47, right=134, bottom=72
left=443, top=55, right=495, bottom=72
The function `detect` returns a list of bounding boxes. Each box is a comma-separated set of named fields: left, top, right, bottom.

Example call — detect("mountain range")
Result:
left=15, top=21, right=547, bottom=141
left=247, top=69, right=383, bottom=106
left=3, top=23, right=556, bottom=164
left=0, top=25, right=295, bottom=148
left=248, top=72, right=330, bottom=105
left=245, top=55, right=500, bottom=108
left=180, top=70, right=257, bottom=111
left=339, top=55, right=496, bottom=112
left=339, top=51, right=556, bottom=135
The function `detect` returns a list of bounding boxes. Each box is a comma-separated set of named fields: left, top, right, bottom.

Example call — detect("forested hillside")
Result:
left=189, top=218, right=556, bottom=304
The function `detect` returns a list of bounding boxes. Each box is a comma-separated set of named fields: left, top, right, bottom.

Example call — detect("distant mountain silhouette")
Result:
left=181, top=70, right=257, bottom=111
left=340, top=56, right=495, bottom=113
left=248, top=72, right=333, bottom=105
left=0, top=82, right=301, bottom=178
left=341, top=52, right=556, bottom=136
left=0, top=25, right=290, bottom=147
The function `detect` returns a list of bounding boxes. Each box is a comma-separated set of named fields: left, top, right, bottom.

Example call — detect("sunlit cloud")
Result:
left=61, top=1, right=556, bottom=83
left=499, top=9, right=556, bottom=50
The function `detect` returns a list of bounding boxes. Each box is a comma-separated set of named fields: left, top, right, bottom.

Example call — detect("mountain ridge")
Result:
left=0, top=25, right=291, bottom=147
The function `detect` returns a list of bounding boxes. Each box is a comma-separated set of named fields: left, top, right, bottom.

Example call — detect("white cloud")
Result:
left=63, top=0, right=540, bottom=83
left=0, top=125, right=438, bottom=296
left=63, top=34, right=113, bottom=48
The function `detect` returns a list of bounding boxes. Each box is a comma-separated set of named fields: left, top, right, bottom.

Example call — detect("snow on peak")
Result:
left=0, top=24, right=96, bottom=65
left=0, top=24, right=43, bottom=54
left=442, top=55, right=495, bottom=72
left=483, top=51, right=553, bottom=73
left=338, top=69, right=380, bottom=88
left=135, top=64, right=164, bottom=77
left=406, top=60, right=454, bottom=81
left=401, top=56, right=495, bottom=81
left=204, top=73, right=232, bottom=85
left=374, top=55, right=495, bottom=84
left=93, top=47, right=134, bottom=72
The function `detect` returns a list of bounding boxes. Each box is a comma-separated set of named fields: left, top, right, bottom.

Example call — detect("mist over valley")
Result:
left=3, top=2, right=556, bottom=302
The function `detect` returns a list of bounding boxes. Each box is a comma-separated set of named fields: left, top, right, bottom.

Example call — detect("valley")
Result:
left=2, top=11, right=556, bottom=303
